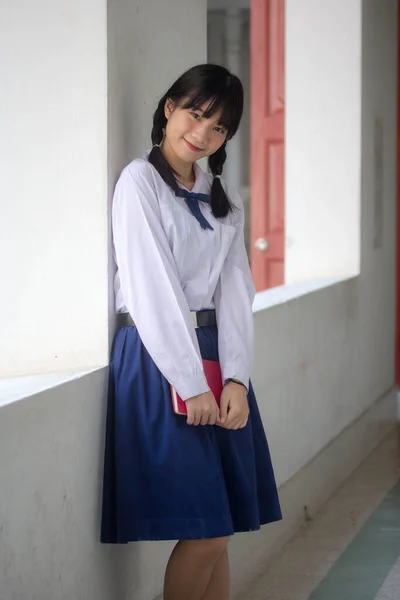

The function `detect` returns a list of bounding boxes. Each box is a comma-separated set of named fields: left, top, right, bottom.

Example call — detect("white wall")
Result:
left=0, top=1, right=398, bottom=599
left=0, top=370, right=114, bottom=600
left=285, top=0, right=362, bottom=283
left=268, top=0, right=398, bottom=482
left=1, top=0, right=207, bottom=599
left=0, top=1, right=109, bottom=377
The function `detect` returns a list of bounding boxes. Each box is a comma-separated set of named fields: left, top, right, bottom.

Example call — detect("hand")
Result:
left=185, top=391, right=220, bottom=426
left=217, top=381, right=249, bottom=430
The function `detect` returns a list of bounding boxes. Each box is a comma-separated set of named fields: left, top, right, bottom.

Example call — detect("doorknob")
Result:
left=255, top=237, right=269, bottom=251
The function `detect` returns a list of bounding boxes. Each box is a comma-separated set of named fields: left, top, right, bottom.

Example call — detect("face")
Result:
left=163, top=98, right=228, bottom=164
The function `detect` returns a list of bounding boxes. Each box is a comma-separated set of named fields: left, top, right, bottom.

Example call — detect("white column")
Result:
left=224, top=8, right=243, bottom=192
left=0, top=0, right=109, bottom=376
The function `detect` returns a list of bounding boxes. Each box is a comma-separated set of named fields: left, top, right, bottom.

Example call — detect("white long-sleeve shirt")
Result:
left=112, top=152, right=256, bottom=400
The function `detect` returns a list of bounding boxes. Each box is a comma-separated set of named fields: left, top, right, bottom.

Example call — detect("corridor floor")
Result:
left=243, top=428, right=400, bottom=600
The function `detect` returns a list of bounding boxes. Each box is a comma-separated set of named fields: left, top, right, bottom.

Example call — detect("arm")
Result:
left=214, top=189, right=256, bottom=391
left=112, top=161, right=210, bottom=400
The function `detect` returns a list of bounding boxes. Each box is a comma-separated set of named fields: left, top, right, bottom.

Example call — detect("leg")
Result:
left=163, top=536, right=229, bottom=600
left=201, top=548, right=230, bottom=600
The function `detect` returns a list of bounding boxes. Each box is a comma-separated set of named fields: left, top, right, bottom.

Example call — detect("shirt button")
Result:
left=201, top=264, right=207, bottom=270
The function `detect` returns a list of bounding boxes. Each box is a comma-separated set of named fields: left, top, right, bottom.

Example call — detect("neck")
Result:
left=160, top=138, right=195, bottom=188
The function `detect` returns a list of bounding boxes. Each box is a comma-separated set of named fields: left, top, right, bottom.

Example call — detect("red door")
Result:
left=250, top=0, right=285, bottom=291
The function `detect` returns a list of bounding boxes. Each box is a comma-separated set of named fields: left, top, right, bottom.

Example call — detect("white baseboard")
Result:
left=229, top=386, right=399, bottom=599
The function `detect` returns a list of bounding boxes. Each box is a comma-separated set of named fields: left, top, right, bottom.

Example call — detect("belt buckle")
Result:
left=191, top=311, right=199, bottom=329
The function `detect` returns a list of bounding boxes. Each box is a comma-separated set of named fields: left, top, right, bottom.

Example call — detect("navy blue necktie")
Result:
left=175, top=188, right=214, bottom=231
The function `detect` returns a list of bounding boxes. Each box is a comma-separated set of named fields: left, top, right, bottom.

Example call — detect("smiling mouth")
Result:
left=184, top=139, right=204, bottom=152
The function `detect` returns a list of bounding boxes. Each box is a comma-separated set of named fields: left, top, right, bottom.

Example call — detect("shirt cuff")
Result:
left=172, top=374, right=211, bottom=401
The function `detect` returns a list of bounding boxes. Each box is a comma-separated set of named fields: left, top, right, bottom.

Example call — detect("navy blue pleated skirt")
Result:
left=101, top=324, right=282, bottom=543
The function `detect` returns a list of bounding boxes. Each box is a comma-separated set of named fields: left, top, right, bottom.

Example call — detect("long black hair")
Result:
left=148, top=64, right=244, bottom=218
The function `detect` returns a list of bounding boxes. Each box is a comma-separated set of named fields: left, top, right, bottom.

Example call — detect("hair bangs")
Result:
left=181, top=87, right=243, bottom=139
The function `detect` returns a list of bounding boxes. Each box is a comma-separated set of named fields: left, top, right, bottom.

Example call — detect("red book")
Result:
left=171, top=360, right=223, bottom=415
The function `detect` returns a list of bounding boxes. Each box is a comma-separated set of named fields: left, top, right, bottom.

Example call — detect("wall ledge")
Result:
left=0, top=366, right=107, bottom=408
left=253, top=275, right=357, bottom=313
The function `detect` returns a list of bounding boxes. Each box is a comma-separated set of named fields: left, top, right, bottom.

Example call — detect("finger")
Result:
left=200, top=412, right=210, bottom=426
left=235, top=416, right=248, bottom=429
left=186, top=409, right=194, bottom=426
left=192, top=412, right=201, bottom=426
left=219, top=397, right=229, bottom=423
left=227, top=414, right=243, bottom=430
left=207, top=408, right=218, bottom=426
left=224, top=409, right=239, bottom=428
left=231, top=416, right=244, bottom=430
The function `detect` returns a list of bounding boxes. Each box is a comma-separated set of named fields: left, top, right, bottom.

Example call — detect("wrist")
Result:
left=224, top=378, right=247, bottom=390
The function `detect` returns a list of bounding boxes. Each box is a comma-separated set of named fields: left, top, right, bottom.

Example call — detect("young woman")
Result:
left=101, top=63, right=282, bottom=600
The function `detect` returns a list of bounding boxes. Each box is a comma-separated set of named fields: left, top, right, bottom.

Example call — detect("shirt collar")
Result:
left=143, top=149, right=207, bottom=195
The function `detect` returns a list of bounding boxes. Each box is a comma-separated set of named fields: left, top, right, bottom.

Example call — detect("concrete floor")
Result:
left=242, top=428, right=400, bottom=600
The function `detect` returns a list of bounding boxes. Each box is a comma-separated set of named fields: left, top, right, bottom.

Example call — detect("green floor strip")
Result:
left=308, top=479, right=400, bottom=600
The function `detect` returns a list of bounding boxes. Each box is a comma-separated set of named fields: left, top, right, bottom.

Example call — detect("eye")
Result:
left=190, top=112, right=201, bottom=121
left=214, top=126, right=226, bottom=135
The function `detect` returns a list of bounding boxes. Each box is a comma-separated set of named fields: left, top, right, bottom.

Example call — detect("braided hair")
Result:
left=148, top=64, right=244, bottom=219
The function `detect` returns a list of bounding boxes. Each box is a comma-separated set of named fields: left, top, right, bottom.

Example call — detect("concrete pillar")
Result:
left=224, top=7, right=243, bottom=192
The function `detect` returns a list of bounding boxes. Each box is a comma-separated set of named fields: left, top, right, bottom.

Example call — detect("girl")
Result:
left=101, top=64, right=282, bottom=600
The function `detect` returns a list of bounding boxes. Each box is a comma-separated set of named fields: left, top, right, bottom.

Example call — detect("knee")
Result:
left=186, top=536, right=229, bottom=565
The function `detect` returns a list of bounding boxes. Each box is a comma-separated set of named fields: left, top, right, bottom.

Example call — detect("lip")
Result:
left=184, top=139, right=203, bottom=153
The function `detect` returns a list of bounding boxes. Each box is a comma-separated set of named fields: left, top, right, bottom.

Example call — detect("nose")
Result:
left=192, top=122, right=209, bottom=146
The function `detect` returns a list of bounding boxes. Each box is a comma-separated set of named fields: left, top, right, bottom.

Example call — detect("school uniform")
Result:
left=101, top=151, right=282, bottom=543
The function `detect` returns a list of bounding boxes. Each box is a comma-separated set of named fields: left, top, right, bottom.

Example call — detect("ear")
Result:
left=164, top=97, right=176, bottom=120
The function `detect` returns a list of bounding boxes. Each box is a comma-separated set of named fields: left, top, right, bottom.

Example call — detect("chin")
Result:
left=177, top=142, right=197, bottom=162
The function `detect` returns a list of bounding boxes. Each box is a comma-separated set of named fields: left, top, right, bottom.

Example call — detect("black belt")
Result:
left=116, top=309, right=217, bottom=330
